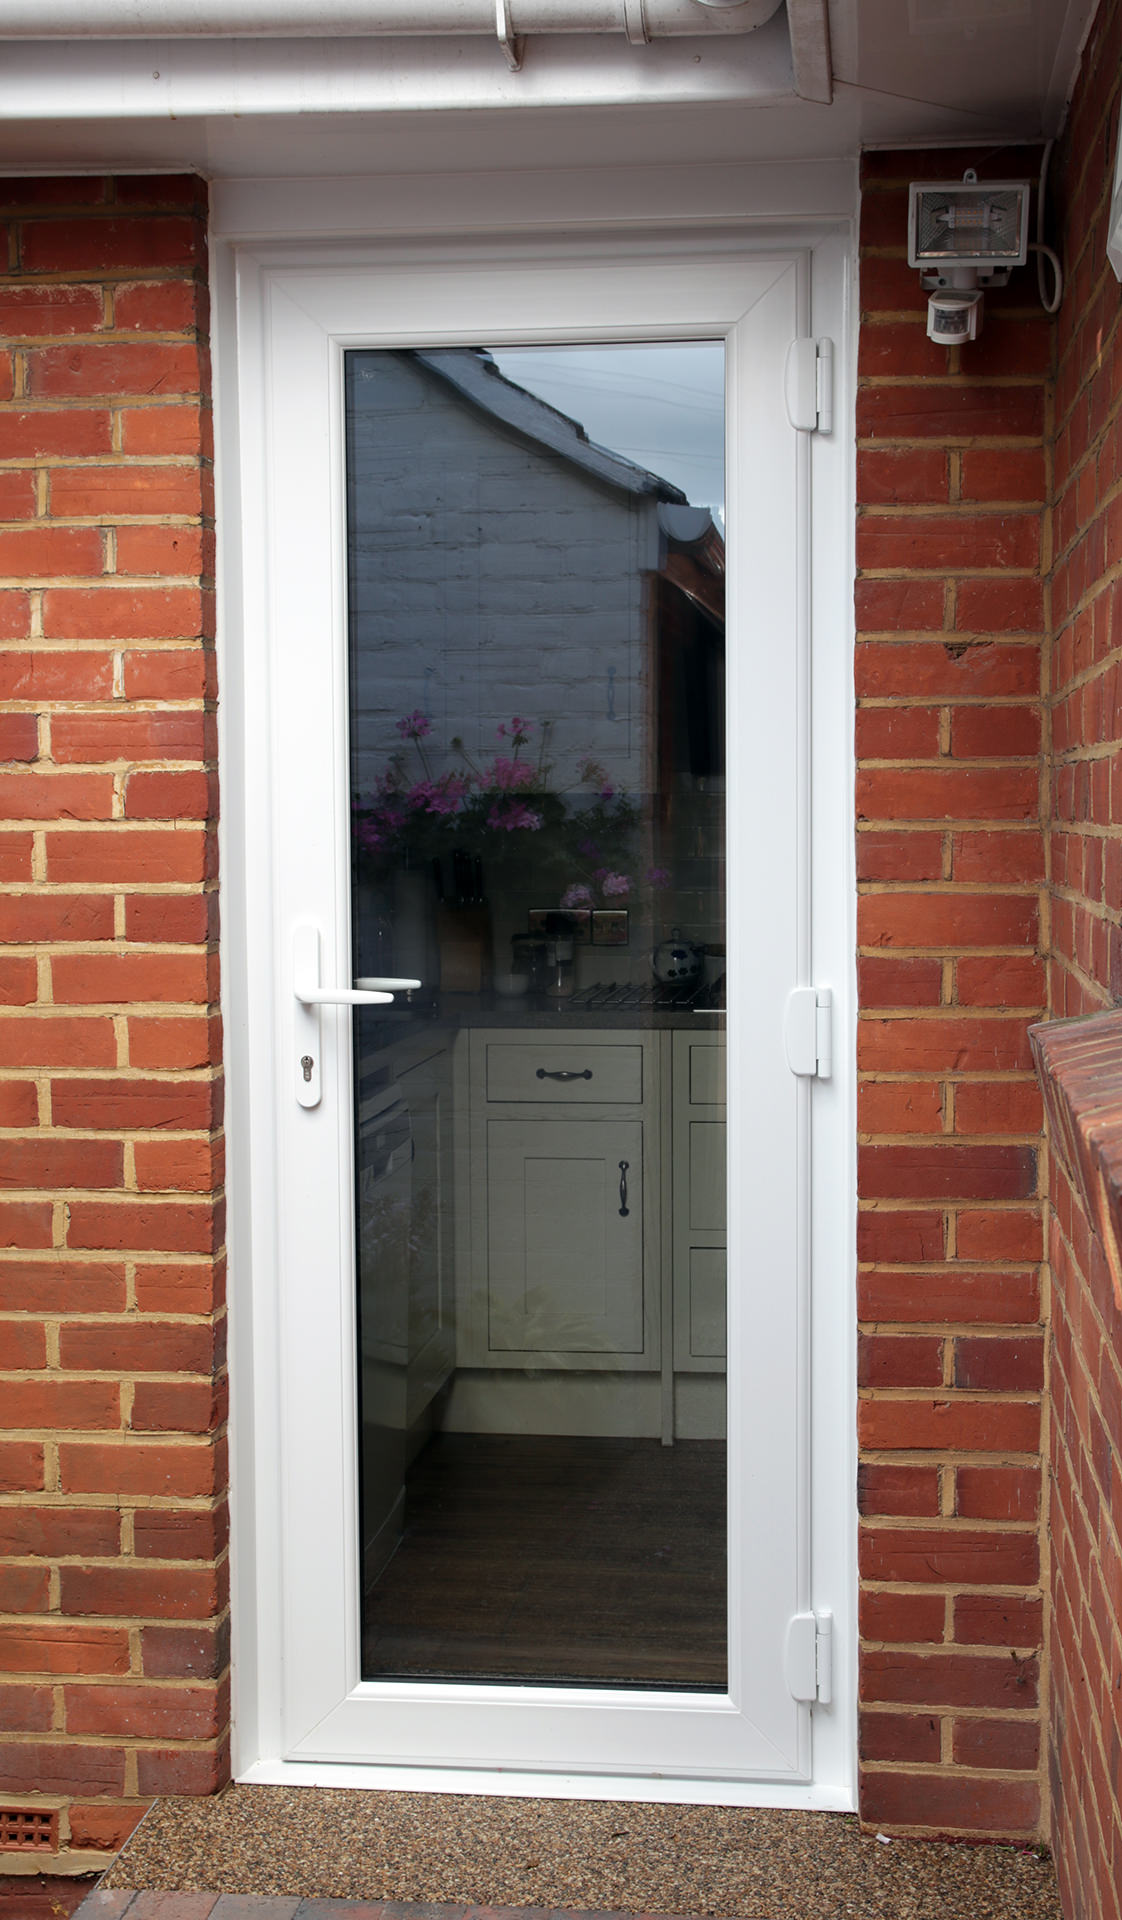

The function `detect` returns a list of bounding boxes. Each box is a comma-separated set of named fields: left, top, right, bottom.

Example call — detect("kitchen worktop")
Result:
left=359, top=995, right=724, bottom=1041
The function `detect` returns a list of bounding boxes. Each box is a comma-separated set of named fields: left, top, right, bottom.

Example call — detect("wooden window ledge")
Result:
left=1030, top=1009, right=1122, bottom=1311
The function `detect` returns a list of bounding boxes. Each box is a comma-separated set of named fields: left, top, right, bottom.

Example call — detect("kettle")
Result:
left=651, top=927, right=703, bottom=986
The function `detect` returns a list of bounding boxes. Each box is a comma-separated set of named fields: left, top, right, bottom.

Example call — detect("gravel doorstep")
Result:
left=95, top=1786, right=1062, bottom=1920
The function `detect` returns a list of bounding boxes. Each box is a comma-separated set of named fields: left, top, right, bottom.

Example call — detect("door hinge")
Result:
left=784, top=336, right=834, bottom=434
left=783, top=1610, right=834, bottom=1704
left=783, top=986, right=832, bottom=1080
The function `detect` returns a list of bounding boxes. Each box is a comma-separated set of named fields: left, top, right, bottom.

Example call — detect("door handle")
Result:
left=294, top=939, right=418, bottom=1008
left=292, top=924, right=421, bottom=1109
left=296, top=984, right=396, bottom=1006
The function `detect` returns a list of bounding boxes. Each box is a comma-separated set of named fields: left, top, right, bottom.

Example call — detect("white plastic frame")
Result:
left=215, top=187, right=856, bottom=1809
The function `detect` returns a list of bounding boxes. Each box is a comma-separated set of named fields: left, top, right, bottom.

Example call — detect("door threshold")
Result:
left=239, top=1759, right=855, bottom=1810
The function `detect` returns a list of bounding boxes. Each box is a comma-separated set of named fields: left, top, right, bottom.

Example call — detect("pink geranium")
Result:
left=406, top=772, right=469, bottom=816
left=487, top=800, right=543, bottom=833
left=485, top=755, right=538, bottom=792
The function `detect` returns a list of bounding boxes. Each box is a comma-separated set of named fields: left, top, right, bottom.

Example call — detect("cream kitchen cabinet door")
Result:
left=484, top=1116, right=645, bottom=1360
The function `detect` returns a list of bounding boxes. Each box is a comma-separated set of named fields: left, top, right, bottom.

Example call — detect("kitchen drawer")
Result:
left=485, top=1040, right=643, bottom=1104
left=688, top=1039, right=726, bottom=1108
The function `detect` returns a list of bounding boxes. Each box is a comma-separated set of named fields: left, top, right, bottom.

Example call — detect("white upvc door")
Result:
left=230, top=229, right=833, bottom=1794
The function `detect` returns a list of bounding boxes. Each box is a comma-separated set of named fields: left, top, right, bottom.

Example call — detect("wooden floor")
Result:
left=361, top=1432, right=727, bottom=1688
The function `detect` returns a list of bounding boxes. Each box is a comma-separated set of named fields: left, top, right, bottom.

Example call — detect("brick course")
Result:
left=856, top=144, right=1049, bottom=1842
left=0, top=174, right=224, bottom=1869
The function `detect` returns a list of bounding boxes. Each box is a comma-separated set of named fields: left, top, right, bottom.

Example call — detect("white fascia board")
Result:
left=0, top=0, right=784, bottom=35
left=0, top=15, right=796, bottom=122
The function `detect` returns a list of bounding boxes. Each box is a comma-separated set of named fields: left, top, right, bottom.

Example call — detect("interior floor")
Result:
left=361, top=1431, right=727, bottom=1688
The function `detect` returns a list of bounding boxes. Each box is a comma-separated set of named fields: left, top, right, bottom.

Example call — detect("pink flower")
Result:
left=600, top=871, right=631, bottom=897
left=485, top=755, right=537, bottom=792
left=396, top=710, right=432, bottom=740
left=426, top=773, right=470, bottom=815
left=487, top=801, right=543, bottom=833
left=405, top=774, right=468, bottom=817
left=561, top=883, right=593, bottom=909
left=497, top=716, right=534, bottom=742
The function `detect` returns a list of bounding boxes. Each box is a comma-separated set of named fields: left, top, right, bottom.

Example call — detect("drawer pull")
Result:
left=618, top=1160, right=630, bottom=1217
left=535, top=1067, right=593, bottom=1082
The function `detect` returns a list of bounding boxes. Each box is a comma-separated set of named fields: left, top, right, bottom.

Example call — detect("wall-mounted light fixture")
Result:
left=907, top=169, right=1031, bottom=344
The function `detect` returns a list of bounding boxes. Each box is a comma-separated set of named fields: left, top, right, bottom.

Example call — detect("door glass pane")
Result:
left=346, top=343, right=727, bottom=1690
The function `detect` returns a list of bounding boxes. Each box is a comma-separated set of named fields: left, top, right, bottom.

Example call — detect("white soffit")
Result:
left=0, top=0, right=1098, bottom=175
left=837, top=0, right=1097, bottom=140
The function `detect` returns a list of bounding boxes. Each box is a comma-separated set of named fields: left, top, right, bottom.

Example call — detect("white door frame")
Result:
left=213, top=171, right=857, bottom=1809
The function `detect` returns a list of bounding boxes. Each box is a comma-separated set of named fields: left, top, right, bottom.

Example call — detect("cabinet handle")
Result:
left=618, top=1160, right=630, bottom=1217
left=535, top=1067, right=593, bottom=1082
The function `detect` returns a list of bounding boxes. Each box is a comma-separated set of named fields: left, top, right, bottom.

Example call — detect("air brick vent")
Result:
left=0, top=1808, right=59, bottom=1852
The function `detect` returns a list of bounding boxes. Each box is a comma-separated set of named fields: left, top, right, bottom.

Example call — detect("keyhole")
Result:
left=301, top=1054, right=314, bottom=1083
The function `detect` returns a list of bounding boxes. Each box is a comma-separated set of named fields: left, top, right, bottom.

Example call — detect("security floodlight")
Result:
left=908, top=170, right=1031, bottom=343
left=908, top=174, right=1030, bottom=284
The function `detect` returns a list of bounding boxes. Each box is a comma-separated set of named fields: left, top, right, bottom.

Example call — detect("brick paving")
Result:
left=0, top=1878, right=93, bottom=1920
left=76, top=1901, right=693, bottom=1920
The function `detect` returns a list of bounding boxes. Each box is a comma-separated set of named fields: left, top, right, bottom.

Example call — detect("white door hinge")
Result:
left=783, top=1610, right=834, bottom=1704
left=784, top=337, right=834, bottom=434
left=784, top=986, right=833, bottom=1079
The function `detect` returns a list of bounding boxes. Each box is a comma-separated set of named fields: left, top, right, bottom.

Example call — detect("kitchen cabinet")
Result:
left=457, top=1028, right=660, bottom=1371
left=671, top=1030, right=727, bottom=1372
left=485, top=1117, right=645, bottom=1355
left=396, top=1040, right=457, bottom=1424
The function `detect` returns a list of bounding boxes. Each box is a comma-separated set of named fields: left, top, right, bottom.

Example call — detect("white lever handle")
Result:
left=295, top=975, right=422, bottom=1006
left=292, top=926, right=422, bottom=1109
left=293, top=927, right=421, bottom=1008
left=296, top=984, right=395, bottom=1006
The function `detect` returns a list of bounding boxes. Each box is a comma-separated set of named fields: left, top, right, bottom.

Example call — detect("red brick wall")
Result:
left=1043, top=0, right=1122, bottom=1910
left=0, top=176, right=227, bottom=1869
left=2, top=125, right=1117, bottom=1880
left=856, top=148, right=1050, bottom=1839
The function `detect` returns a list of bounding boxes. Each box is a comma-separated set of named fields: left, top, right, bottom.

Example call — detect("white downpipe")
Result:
left=0, top=0, right=784, bottom=37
